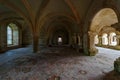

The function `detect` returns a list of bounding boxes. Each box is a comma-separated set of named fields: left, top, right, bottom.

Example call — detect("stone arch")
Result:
left=90, top=8, right=118, bottom=33
left=38, top=13, right=76, bottom=47
left=50, top=27, right=69, bottom=46
left=89, top=8, right=118, bottom=55
left=109, top=32, right=117, bottom=46
left=38, top=13, right=76, bottom=30
left=83, top=0, right=120, bottom=55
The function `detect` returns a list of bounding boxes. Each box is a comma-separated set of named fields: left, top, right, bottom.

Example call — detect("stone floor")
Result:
left=0, top=46, right=120, bottom=80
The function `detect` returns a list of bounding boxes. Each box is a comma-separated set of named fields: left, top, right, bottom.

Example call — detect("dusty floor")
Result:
left=0, top=46, right=120, bottom=80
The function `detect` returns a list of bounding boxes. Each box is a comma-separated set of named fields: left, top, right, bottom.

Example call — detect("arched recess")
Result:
left=38, top=14, right=77, bottom=47
left=7, top=23, right=21, bottom=47
left=83, top=0, right=120, bottom=55
left=88, top=8, right=119, bottom=56
left=49, top=26, right=70, bottom=46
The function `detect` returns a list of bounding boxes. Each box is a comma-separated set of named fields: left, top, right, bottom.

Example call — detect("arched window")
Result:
left=7, top=23, right=19, bottom=46
left=7, top=26, right=12, bottom=45
left=109, top=32, right=117, bottom=46
left=94, top=35, right=99, bottom=44
left=102, top=33, right=108, bottom=45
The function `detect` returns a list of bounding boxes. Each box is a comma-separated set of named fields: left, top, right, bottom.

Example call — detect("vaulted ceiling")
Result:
left=0, top=0, right=120, bottom=33
left=90, top=8, right=118, bottom=33
left=0, top=0, right=93, bottom=27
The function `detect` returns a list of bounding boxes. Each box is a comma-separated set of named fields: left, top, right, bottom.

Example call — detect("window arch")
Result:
left=102, top=33, right=108, bottom=45
left=7, top=23, right=19, bottom=46
left=109, top=32, right=117, bottom=46
left=94, top=35, right=99, bottom=44
left=7, top=26, right=12, bottom=45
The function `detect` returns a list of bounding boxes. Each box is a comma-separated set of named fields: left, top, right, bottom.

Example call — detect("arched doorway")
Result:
left=51, top=28, right=69, bottom=46
left=89, top=8, right=118, bottom=55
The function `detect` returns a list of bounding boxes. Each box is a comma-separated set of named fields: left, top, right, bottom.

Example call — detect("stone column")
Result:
left=71, top=33, right=76, bottom=48
left=107, top=34, right=110, bottom=46
left=0, top=25, right=1, bottom=52
left=115, top=34, right=120, bottom=50
left=33, top=33, right=39, bottom=53
left=111, top=23, right=120, bottom=46
left=0, top=24, right=7, bottom=52
left=76, top=33, right=81, bottom=52
left=88, top=31, right=98, bottom=56
left=74, top=33, right=77, bottom=44
left=77, top=33, right=81, bottom=45
left=98, top=35, right=102, bottom=46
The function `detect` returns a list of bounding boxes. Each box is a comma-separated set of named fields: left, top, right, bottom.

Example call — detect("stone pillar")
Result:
left=72, top=33, right=76, bottom=48
left=111, top=23, right=120, bottom=47
left=115, top=34, right=120, bottom=50
left=116, top=34, right=120, bottom=45
left=33, top=33, right=39, bottom=53
left=0, top=24, right=7, bottom=52
left=98, top=35, right=102, bottom=46
left=88, top=31, right=98, bottom=56
left=107, top=34, right=110, bottom=46
left=76, top=33, right=81, bottom=52
left=74, top=33, right=77, bottom=44
left=77, top=34, right=81, bottom=45
left=0, top=25, right=1, bottom=52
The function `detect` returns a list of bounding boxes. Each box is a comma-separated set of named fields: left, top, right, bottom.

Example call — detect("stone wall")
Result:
left=0, top=24, right=7, bottom=52
left=0, top=23, right=32, bottom=52
left=22, top=25, right=33, bottom=47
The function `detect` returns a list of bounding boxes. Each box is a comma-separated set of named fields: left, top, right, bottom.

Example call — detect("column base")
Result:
left=89, top=48, right=98, bottom=56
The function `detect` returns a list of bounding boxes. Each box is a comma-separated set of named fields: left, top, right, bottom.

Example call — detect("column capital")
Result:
left=88, top=31, right=97, bottom=36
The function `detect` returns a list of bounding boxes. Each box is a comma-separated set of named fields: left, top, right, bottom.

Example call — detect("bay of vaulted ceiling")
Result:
left=39, top=16, right=74, bottom=42
left=90, top=8, right=118, bottom=33
left=0, top=0, right=94, bottom=31
left=0, top=5, right=20, bottom=21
